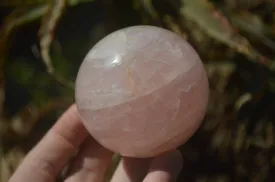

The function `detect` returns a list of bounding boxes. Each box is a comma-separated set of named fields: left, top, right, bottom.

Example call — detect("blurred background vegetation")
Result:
left=1, top=0, right=275, bottom=181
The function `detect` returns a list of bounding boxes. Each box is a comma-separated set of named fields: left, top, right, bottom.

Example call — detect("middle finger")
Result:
left=65, top=137, right=113, bottom=182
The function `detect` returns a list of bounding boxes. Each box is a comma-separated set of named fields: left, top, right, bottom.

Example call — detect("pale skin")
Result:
left=9, top=104, right=183, bottom=182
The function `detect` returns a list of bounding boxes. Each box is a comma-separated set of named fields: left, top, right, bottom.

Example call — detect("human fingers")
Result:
left=143, top=150, right=183, bottom=182
left=64, top=137, right=113, bottom=182
left=110, top=157, right=152, bottom=182
left=9, top=104, right=89, bottom=182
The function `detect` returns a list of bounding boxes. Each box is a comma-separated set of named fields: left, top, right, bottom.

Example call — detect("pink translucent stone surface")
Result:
left=75, top=25, right=209, bottom=158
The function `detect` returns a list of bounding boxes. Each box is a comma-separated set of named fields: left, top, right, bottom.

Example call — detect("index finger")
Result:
left=9, top=104, right=89, bottom=182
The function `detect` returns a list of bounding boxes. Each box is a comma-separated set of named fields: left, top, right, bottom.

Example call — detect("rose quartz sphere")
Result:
left=75, top=25, right=209, bottom=158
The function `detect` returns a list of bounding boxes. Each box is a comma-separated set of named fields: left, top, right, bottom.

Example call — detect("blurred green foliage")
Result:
left=1, top=0, right=275, bottom=181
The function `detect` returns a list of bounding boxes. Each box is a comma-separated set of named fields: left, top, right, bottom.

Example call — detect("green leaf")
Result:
left=228, top=12, right=275, bottom=52
left=180, top=0, right=273, bottom=68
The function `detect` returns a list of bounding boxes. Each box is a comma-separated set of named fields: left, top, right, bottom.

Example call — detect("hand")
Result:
left=9, top=104, right=183, bottom=182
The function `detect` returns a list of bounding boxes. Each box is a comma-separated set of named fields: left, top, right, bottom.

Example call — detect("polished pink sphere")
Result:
left=75, top=25, right=209, bottom=158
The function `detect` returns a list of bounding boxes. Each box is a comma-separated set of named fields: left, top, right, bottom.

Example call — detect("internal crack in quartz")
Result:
left=180, top=82, right=196, bottom=93
left=165, top=41, right=183, bottom=60
left=172, top=98, right=181, bottom=121
left=126, top=60, right=140, bottom=97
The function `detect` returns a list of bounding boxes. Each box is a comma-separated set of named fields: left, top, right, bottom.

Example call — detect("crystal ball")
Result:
left=75, top=25, right=209, bottom=158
